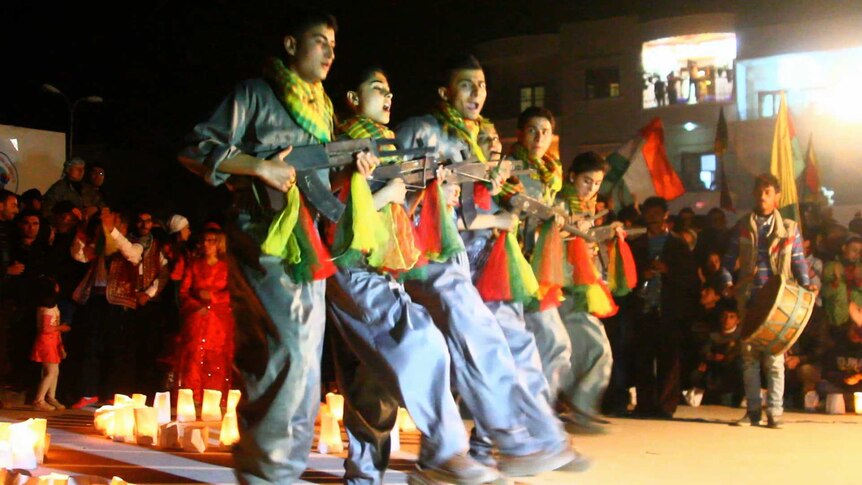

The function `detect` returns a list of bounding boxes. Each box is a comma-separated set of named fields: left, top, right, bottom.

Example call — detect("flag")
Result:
left=800, top=133, right=822, bottom=204
left=770, top=93, right=802, bottom=223
left=600, top=117, right=685, bottom=208
left=714, top=106, right=734, bottom=211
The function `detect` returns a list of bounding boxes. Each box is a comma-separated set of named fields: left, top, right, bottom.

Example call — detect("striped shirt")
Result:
left=722, top=214, right=810, bottom=291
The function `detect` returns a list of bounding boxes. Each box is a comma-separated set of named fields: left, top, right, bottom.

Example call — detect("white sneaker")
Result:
left=804, top=391, right=820, bottom=412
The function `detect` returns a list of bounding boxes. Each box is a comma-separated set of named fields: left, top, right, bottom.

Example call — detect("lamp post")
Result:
left=41, top=83, right=103, bottom=160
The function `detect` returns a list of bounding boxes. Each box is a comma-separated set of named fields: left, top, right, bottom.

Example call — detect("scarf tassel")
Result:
left=532, top=220, right=567, bottom=310
left=476, top=231, right=539, bottom=304
left=414, top=180, right=464, bottom=263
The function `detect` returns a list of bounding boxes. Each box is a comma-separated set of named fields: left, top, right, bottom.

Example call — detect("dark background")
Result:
left=1, top=0, right=853, bottom=222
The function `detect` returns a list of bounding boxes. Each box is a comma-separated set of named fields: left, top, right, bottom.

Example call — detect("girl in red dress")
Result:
left=175, top=224, right=235, bottom=402
left=31, top=277, right=71, bottom=411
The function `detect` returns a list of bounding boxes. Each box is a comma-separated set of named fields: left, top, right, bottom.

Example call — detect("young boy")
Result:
left=396, top=54, right=586, bottom=477
left=723, top=174, right=814, bottom=428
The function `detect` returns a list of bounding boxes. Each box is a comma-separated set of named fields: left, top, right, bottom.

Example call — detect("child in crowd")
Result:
left=31, top=276, right=71, bottom=411
left=690, top=305, right=744, bottom=406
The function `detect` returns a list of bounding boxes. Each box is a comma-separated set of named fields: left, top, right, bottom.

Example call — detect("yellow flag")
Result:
left=769, top=93, right=801, bottom=222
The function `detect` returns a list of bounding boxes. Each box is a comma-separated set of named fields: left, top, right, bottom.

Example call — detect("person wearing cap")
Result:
left=42, top=157, right=87, bottom=217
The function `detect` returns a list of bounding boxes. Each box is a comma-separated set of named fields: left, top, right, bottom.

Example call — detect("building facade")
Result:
left=475, top=10, right=862, bottom=212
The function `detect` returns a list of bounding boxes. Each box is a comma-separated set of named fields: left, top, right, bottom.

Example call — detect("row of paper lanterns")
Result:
left=317, top=392, right=417, bottom=455
left=93, top=389, right=241, bottom=453
left=0, top=470, right=132, bottom=485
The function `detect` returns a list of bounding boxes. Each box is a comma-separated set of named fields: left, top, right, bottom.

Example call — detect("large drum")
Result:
left=740, top=275, right=816, bottom=355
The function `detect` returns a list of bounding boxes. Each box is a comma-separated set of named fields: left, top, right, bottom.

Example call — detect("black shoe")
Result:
left=766, top=416, right=783, bottom=429
left=560, top=411, right=608, bottom=435
left=498, top=442, right=585, bottom=477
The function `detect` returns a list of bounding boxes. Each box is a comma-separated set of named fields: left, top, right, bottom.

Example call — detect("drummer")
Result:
left=721, top=173, right=817, bottom=428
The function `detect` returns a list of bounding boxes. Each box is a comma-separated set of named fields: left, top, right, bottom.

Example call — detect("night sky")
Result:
left=1, top=0, right=849, bottom=221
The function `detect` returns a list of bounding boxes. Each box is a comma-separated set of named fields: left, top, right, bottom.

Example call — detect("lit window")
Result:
left=682, top=152, right=719, bottom=191
left=521, top=85, right=546, bottom=111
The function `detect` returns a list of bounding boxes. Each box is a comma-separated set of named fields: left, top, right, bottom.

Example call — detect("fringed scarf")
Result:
left=562, top=190, right=618, bottom=318
left=530, top=219, right=567, bottom=310
left=330, top=172, right=390, bottom=268
left=607, top=235, right=638, bottom=297
left=475, top=227, right=540, bottom=304
left=432, top=102, right=487, bottom=163
left=260, top=186, right=336, bottom=283
left=510, top=142, right=563, bottom=203
left=413, top=179, right=464, bottom=262
left=332, top=116, right=422, bottom=273
left=263, top=57, right=334, bottom=143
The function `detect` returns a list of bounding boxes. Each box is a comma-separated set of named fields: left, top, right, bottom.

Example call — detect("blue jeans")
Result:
left=742, top=343, right=784, bottom=418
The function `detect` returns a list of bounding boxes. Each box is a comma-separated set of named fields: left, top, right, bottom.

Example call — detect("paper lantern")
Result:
left=0, top=441, right=11, bottom=468
left=390, top=417, right=400, bottom=453
left=158, top=422, right=180, bottom=450
left=134, top=407, right=159, bottom=446
left=94, top=406, right=116, bottom=436
left=201, top=389, right=223, bottom=422
left=397, top=408, right=417, bottom=432
left=110, top=477, right=131, bottom=485
left=113, top=394, right=133, bottom=407
left=826, top=393, right=846, bottom=414
left=316, top=407, right=343, bottom=454
left=854, top=392, right=862, bottom=415
left=113, top=406, right=136, bottom=443
left=176, top=389, right=196, bottom=422
left=9, top=419, right=38, bottom=470
left=153, top=392, right=171, bottom=425
left=219, top=411, right=240, bottom=448
left=226, top=390, right=241, bottom=414
left=325, top=392, right=344, bottom=422
left=36, top=472, right=70, bottom=484
left=131, top=394, right=147, bottom=408
left=180, top=424, right=209, bottom=453
left=31, top=418, right=47, bottom=465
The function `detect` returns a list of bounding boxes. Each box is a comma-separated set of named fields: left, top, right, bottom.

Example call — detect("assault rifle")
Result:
left=504, top=193, right=596, bottom=242
left=265, top=139, right=532, bottom=222
left=585, top=223, right=647, bottom=243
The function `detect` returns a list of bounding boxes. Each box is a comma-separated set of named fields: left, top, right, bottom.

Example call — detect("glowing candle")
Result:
left=226, top=389, right=242, bottom=414
left=132, top=393, right=147, bottom=408
left=113, top=406, right=136, bottom=443
left=94, top=405, right=116, bottom=435
left=326, top=392, right=344, bottom=421
left=317, top=406, right=343, bottom=454
left=390, top=417, right=400, bottom=453
left=153, top=391, right=171, bottom=425
left=854, top=392, right=862, bottom=415
left=31, top=418, right=47, bottom=464
left=201, top=389, right=223, bottom=422
left=398, top=408, right=417, bottom=432
left=9, top=419, right=37, bottom=470
left=134, top=407, right=159, bottom=445
left=37, top=472, right=70, bottom=484
left=113, top=394, right=133, bottom=407
left=219, top=411, right=240, bottom=447
left=177, top=389, right=196, bottom=422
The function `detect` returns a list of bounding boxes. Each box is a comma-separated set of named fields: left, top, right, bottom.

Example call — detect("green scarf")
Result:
left=263, top=57, right=334, bottom=143
left=432, top=102, right=487, bottom=162
left=511, top=143, right=562, bottom=203
left=338, top=116, right=395, bottom=141
left=558, top=183, right=595, bottom=216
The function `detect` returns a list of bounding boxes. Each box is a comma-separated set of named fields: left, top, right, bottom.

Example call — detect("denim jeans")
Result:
left=742, top=343, right=784, bottom=418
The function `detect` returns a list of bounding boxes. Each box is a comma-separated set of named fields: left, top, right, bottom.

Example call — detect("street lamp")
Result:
left=41, top=83, right=104, bottom=159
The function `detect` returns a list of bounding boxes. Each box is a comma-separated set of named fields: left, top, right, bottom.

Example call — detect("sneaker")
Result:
left=33, top=400, right=55, bottom=412
left=498, top=442, right=586, bottom=477
left=731, top=412, right=762, bottom=427
left=71, top=396, right=99, bottom=409
left=410, top=453, right=501, bottom=485
left=46, top=397, right=66, bottom=410
left=468, top=447, right=497, bottom=468
left=766, top=416, right=783, bottom=429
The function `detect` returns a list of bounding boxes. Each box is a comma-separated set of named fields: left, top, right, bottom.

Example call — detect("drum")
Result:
left=740, top=275, right=816, bottom=355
